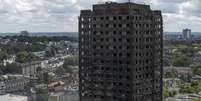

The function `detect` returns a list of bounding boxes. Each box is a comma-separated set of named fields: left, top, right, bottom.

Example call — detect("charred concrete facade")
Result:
left=79, top=2, right=163, bottom=101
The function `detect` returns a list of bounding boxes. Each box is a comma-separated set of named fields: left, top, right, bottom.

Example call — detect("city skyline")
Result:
left=0, top=0, right=200, bottom=33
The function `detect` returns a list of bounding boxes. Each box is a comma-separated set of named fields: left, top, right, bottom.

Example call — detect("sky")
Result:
left=0, top=0, right=200, bottom=33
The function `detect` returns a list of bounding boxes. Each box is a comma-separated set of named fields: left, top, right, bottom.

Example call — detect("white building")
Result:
left=2, top=55, right=16, bottom=66
left=0, top=94, right=28, bottom=101
left=44, top=57, right=65, bottom=72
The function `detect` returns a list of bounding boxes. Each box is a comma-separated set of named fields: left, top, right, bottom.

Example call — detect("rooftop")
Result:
left=80, top=2, right=161, bottom=16
left=0, top=94, right=28, bottom=101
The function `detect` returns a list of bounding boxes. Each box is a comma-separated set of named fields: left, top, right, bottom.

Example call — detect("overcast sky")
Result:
left=0, top=0, right=200, bottom=33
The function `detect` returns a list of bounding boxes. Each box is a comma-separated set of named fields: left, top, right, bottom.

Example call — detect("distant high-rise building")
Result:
left=20, top=31, right=29, bottom=36
left=182, top=29, right=191, bottom=40
left=79, top=2, right=163, bottom=101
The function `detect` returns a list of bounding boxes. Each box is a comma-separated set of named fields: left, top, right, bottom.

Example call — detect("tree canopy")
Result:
left=0, top=63, right=22, bottom=74
left=16, top=51, right=36, bottom=63
left=180, top=81, right=201, bottom=94
left=194, top=64, right=201, bottom=76
left=173, top=54, right=191, bottom=67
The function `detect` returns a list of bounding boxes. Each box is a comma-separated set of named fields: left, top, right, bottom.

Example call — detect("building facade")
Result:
left=0, top=82, right=6, bottom=94
left=183, top=29, right=191, bottom=40
left=79, top=2, right=163, bottom=101
left=4, top=77, right=29, bottom=93
left=19, top=61, right=41, bottom=79
left=0, top=75, right=29, bottom=93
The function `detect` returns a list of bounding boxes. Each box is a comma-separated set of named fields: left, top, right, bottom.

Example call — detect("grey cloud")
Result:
left=180, top=0, right=201, bottom=16
left=158, top=0, right=185, bottom=3
left=0, top=0, right=200, bottom=32
left=163, top=13, right=201, bottom=32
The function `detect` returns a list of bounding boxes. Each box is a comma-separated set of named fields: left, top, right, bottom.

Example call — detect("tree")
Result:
left=55, top=66, right=66, bottom=75
left=1, top=63, right=22, bottom=74
left=169, top=90, right=177, bottom=97
left=191, top=81, right=201, bottom=94
left=191, top=81, right=199, bottom=87
left=62, top=55, right=78, bottom=74
left=63, top=65, right=73, bottom=74
left=191, top=99, right=201, bottom=101
left=64, top=55, right=78, bottom=66
left=16, top=51, right=36, bottom=63
left=36, top=88, right=49, bottom=101
left=179, top=82, right=201, bottom=94
left=0, top=49, right=9, bottom=61
left=180, top=84, right=194, bottom=93
left=163, top=83, right=177, bottom=99
left=163, top=87, right=169, bottom=99
left=173, top=55, right=191, bottom=67
left=194, top=64, right=201, bottom=76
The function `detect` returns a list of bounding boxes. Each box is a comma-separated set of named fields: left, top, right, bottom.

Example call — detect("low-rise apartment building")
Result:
left=0, top=74, right=30, bottom=93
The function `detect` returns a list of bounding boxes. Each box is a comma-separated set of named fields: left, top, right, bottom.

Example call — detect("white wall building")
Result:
left=0, top=94, right=28, bottom=101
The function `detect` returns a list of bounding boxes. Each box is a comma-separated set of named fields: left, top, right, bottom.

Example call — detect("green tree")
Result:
left=36, top=88, right=49, bottom=101
left=180, top=84, right=194, bottom=93
left=194, top=64, right=201, bottom=76
left=191, top=81, right=199, bottom=87
left=55, top=66, right=66, bottom=75
left=163, top=82, right=177, bottom=99
left=62, top=55, right=78, bottom=74
left=191, top=99, right=201, bottom=101
left=180, top=82, right=201, bottom=94
left=163, top=87, right=169, bottom=99
left=63, top=65, right=73, bottom=74
left=1, top=63, right=22, bottom=74
left=64, top=55, right=78, bottom=66
left=0, top=49, right=9, bottom=61
left=169, top=90, right=177, bottom=97
left=173, top=55, right=191, bottom=67
left=16, top=51, right=36, bottom=63
left=191, top=81, right=201, bottom=93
